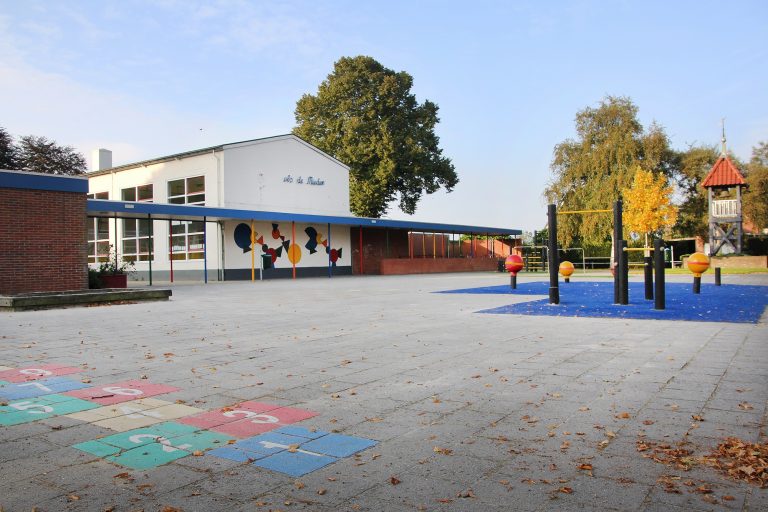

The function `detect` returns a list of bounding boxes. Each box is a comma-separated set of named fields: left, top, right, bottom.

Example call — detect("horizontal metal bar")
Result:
left=557, top=209, right=612, bottom=215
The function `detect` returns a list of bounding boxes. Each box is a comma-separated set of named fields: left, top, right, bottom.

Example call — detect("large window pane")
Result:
left=138, top=219, right=150, bottom=237
left=188, top=221, right=204, bottom=233
left=187, top=176, right=205, bottom=194
left=168, top=179, right=185, bottom=197
left=137, top=184, right=153, bottom=201
left=97, top=218, right=109, bottom=239
left=123, top=219, right=137, bottom=238
left=121, top=188, right=136, bottom=201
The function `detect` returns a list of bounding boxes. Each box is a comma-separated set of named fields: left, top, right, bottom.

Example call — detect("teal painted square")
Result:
left=300, top=434, right=377, bottom=458
left=252, top=451, right=337, bottom=477
left=107, top=443, right=188, bottom=469
left=0, top=410, right=43, bottom=426
left=98, top=422, right=199, bottom=450
left=73, top=440, right=122, bottom=458
left=0, top=395, right=98, bottom=425
left=169, top=430, right=233, bottom=452
left=273, top=426, right=329, bottom=440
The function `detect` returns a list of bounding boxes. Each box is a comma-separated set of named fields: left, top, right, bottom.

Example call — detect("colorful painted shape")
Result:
left=208, top=405, right=319, bottom=437
left=177, top=401, right=291, bottom=430
left=0, top=377, right=91, bottom=400
left=63, top=380, right=180, bottom=405
left=73, top=422, right=233, bottom=470
left=251, top=450, right=337, bottom=477
left=0, top=364, right=82, bottom=383
left=300, top=434, right=378, bottom=458
left=287, top=243, right=302, bottom=264
left=207, top=429, right=377, bottom=477
left=66, top=398, right=204, bottom=432
left=0, top=394, right=99, bottom=426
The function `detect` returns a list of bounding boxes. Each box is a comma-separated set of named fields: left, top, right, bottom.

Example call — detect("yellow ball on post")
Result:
left=686, top=252, right=709, bottom=294
left=559, top=261, right=575, bottom=283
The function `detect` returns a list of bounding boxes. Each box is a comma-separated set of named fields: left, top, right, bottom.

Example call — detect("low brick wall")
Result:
left=380, top=257, right=499, bottom=275
left=0, top=170, right=88, bottom=294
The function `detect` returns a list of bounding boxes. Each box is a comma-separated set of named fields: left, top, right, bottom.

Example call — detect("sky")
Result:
left=1, top=0, right=766, bottom=232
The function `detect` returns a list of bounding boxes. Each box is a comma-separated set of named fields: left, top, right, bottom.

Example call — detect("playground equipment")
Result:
left=687, top=252, right=710, bottom=294
left=547, top=201, right=667, bottom=309
left=559, top=261, right=575, bottom=282
left=505, top=254, right=524, bottom=289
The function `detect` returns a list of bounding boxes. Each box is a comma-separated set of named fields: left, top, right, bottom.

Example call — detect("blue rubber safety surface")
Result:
left=438, top=281, right=768, bottom=323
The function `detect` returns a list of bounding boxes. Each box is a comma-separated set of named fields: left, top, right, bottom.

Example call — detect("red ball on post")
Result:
left=505, top=254, right=524, bottom=289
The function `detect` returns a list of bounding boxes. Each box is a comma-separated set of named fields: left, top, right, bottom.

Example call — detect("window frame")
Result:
left=87, top=192, right=110, bottom=263
left=121, top=184, right=154, bottom=262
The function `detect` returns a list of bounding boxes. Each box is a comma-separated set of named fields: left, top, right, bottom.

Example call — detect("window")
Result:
left=170, top=220, right=205, bottom=260
left=168, top=176, right=205, bottom=205
left=121, top=185, right=154, bottom=262
left=87, top=192, right=110, bottom=263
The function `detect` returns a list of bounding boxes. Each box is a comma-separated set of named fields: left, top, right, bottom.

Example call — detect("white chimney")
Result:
left=91, top=148, right=112, bottom=172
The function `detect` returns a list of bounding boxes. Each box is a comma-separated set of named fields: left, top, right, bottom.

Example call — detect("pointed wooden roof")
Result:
left=701, top=155, right=747, bottom=188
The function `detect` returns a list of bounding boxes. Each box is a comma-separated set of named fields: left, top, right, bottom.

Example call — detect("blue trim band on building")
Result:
left=0, top=169, right=89, bottom=194
left=86, top=199, right=521, bottom=236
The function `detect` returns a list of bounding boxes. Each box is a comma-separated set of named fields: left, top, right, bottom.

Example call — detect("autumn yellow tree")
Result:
left=623, top=167, right=678, bottom=251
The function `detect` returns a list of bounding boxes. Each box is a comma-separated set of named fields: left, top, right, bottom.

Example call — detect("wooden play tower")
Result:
left=701, top=126, right=748, bottom=255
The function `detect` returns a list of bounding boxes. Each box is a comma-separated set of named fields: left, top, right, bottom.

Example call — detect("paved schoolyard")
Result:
left=1, top=272, right=767, bottom=511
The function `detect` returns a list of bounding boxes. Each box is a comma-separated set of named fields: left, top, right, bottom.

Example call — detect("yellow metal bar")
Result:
left=557, top=209, right=612, bottom=215
left=623, top=247, right=654, bottom=252
left=250, top=220, right=255, bottom=281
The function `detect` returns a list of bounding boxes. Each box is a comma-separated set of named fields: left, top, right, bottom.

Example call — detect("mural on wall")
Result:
left=232, top=222, right=343, bottom=268
left=233, top=223, right=291, bottom=264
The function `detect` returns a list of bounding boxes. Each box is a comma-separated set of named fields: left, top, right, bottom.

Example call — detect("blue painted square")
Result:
left=273, top=426, right=329, bottom=440
left=252, top=450, right=337, bottom=477
left=0, top=377, right=90, bottom=400
left=300, top=434, right=377, bottom=458
left=234, top=432, right=306, bottom=455
left=207, top=446, right=269, bottom=463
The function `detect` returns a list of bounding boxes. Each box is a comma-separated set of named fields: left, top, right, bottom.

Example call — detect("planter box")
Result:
left=681, top=255, right=767, bottom=269
left=100, top=274, right=128, bottom=288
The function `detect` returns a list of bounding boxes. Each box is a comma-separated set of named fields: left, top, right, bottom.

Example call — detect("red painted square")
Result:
left=211, top=418, right=282, bottom=437
left=177, top=409, right=239, bottom=429
left=268, top=407, right=318, bottom=424
left=0, top=365, right=82, bottom=383
left=235, top=401, right=284, bottom=414
left=63, top=380, right=179, bottom=405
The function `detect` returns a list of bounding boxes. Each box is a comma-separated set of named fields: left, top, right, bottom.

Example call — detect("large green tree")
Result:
left=16, top=135, right=86, bottom=175
left=544, top=96, right=677, bottom=246
left=672, top=145, right=718, bottom=238
left=293, top=56, right=458, bottom=217
left=0, top=127, right=18, bottom=169
left=744, top=141, right=768, bottom=232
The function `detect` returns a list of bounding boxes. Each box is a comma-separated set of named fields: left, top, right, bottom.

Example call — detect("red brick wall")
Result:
left=0, top=187, right=88, bottom=294
left=381, top=257, right=499, bottom=275
left=351, top=227, right=410, bottom=275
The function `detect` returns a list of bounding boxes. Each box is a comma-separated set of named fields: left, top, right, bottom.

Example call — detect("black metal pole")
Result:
left=654, top=238, right=665, bottom=310
left=693, top=276, right=701, bottom=294
left=547, top=204, right=559, bottom=305
left=511, top=274, right=517, bottom=290
left=613, top=200, right=623, bottom=304
left=147, top=214, right=153, bottom=286
left=715, top=267, right=721, bottom=286
left=644, top=255, right=653, bottom=300
left=620, top=240, right=629, bottom=305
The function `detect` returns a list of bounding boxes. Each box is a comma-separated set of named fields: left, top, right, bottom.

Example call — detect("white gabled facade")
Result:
left=87, top=135, right=353, bottom=281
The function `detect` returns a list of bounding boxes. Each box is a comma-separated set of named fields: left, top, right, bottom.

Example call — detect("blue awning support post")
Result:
left=327, top=222, right=332, bottom=278
left=203, top=216, right=208, bottom=284
left=147, top=214, right=153, bottom=286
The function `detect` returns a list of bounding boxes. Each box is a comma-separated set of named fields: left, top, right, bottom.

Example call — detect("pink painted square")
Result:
left=0, top=364, right=82, bottom=383
left=63, top=380, right=180, bottom=405
left=210, top=418, right=282, bottom=437
left=268, top=406, right=318, bottom=424
left=177, top=409, right=240, bottom=429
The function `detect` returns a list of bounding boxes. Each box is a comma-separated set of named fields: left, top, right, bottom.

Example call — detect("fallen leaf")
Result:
left=390, top=476, right=401, bottom=485
left=642, top=420, right=655, bottom=425
left=436, top=498, right=453, bottom=503
left=192, top=450, right=204, bottom=456
left=738, top=402, right=754, bottom=411
left=722, top=495, right=735, bottom=501
left=558, top=487, right=573, bottom=494
left=294, top=481, right=305, bottom=490
left=317, top=488, right=327, bottom=495
left=578, top=464, right=593, bottom=471
left=578, top=406, right=590, bottom=412
left=691, top=415, right=704, bottom=421
left=456, top=489, right=476, bottom=498
left=67, top=494, right=80, bottom=501
left=433, top=446, right=453, bottom=455
left=616, top=412, right=631, bottom=419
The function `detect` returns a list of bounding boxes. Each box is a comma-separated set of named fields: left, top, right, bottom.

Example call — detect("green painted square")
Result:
left=97, top=422, right=200, bottom=450
left=0, top=410, right=42, bottom=426
left=152, top=421, right=201, bottom=437
left=170, top=430, right=234, bottom=452
left=72, top=440, right=122, bottom=458
left=106, top=442, right=188, bottom=469
left=0, top=395, right=99, bottom=425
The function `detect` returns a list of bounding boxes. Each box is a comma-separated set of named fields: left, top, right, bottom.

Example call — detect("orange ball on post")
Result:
left=505, top=254, right=524, bottom=289
left=687, top=252, right=710, bottom=294
left=559, top=260, right=575, bottom=283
